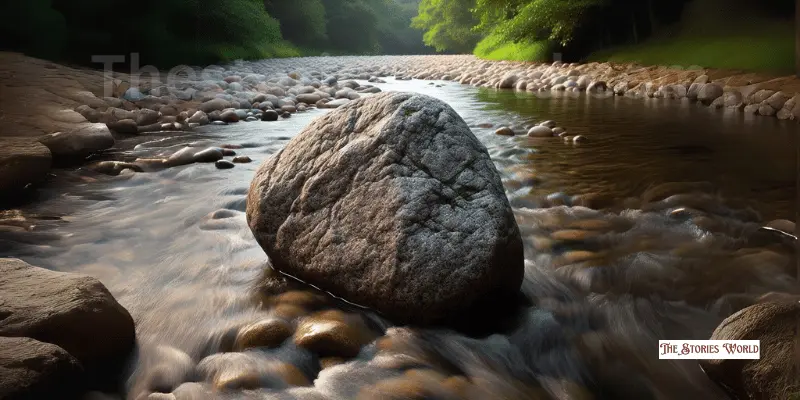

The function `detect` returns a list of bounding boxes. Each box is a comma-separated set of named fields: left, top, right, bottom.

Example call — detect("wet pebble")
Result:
left=527, top=125, right=553, bottom=137
left=219, top=110, right=239, bottom=123
left=539, top=120, right=557, bottom=128
left=281, top=111, right=291, bottom=119
left=494, top=127, right=514, bottom=136
left=293, top=310, right=376, bottom=358
left=261, top=109, right=279, bottom=121
left=220, top=148, right=236, bottom=156
left=215, top=160, right=235, bottom=169
left=573, top=135, right=588, bottom=143
left=234, top=318, right=294, bottom=351
left=232, top=156, right=252, bottom=164
left=193, top=148, right=224, bottom=163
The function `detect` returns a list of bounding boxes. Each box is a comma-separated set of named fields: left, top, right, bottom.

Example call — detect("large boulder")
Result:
left=0, top=258, right=136, bottom=382
left=0, top=138, right=52, bottom=193
left=246, top=92, right=524, bottom=325
left=0, top=337, right=83, bottom=400
left=700, top=302, right=800, bottom=400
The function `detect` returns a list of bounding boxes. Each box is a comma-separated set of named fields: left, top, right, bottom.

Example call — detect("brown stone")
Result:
left=293, top=310, right=376, bottom=358
left=233, top=318, right=294, bottom=351
left=700, top=302, right=800, bottom=400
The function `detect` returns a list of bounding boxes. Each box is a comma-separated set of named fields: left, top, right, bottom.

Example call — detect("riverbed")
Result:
left=1, top=76, right=797, bottom=400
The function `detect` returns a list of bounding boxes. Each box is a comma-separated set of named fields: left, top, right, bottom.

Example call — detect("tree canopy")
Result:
left=0, top=0, right=433, bottom=67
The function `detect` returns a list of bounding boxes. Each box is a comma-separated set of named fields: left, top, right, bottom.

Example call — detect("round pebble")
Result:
left=232, top=156, right=252, bottom=164
left=573, top=135, right=587, bottom=143
left=215, top=160, right=235, bottom=169
left=527, top=125, right=553, bottom=137
left=233, top=318, right=294, bottom=351
left=281, top=111, right=291, bottom=119
left=261, top=110, right=279, bottom=121
left=293, top=310, right=376, bottom=358
left=494, top=127, right=514, bottom=136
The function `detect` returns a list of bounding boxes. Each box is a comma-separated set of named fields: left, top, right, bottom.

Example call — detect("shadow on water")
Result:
left=0, top=77, right=796, bottom=399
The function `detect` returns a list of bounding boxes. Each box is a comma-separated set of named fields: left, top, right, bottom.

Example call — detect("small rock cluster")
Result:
left=494, top=119, right=587, bottom=144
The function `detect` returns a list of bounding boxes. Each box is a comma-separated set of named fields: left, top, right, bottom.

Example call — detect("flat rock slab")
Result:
left=247, top=92, right=524, bottom=325
left=0, top=138, right=52, bottom=192
left=0, top=258, right=135, bottom=378
left=0, top=337, right=83, bottom=400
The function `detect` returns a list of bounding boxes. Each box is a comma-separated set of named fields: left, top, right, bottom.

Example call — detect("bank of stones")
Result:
left=2, top=52, right=797, bottom=195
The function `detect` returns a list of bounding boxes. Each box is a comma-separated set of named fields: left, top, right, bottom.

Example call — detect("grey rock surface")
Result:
left=247, top=92, right=524, bottom=324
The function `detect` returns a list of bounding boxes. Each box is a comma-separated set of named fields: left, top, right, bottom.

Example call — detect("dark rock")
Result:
left=261, top=110, right=279, bottom=122
left=215, top=160, right=235, bottom=169
left=0, top=337, right=83, bottom=400
left=106, top=119, right=138, bottom=134
left=0, top=258, right=135, bottom=383
left=219, top=110, right=239, bottom=123
left=232, top=156, right=252, bottom=164
left=0, top=139, right=52, bottom=193
left=246, top=92, right=524, bottom=325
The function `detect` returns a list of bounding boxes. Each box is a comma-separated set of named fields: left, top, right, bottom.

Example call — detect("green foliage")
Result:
left=474, top=33, right=552, bottom=62
left=1, top=0, right=433, bottom=67
left=265, top=0, right=328, bottom=46
left=322, top=0, right=381, bottom=54
left=589, top=23, right=795, bottom=74
left=474, top=30, right=551, bottom=61
left=412, top=0, right=480, bottom=53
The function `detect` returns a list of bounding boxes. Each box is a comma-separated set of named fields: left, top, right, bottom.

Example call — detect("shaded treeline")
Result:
left=412, top=0, right=795, bottom=62
left=0, top=0, right=433, bottom=68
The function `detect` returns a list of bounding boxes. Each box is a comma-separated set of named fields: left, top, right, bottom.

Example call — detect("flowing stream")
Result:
left=1, top=77, right=797, bottom=400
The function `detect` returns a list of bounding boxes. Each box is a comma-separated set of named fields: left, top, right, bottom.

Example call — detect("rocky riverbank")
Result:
left=0, top=258, right=136, bottom=399
left=2, top=51, right=798, bottom=197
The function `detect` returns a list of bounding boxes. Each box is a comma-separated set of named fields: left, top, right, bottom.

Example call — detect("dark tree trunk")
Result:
left=631, top=12, right=639, bottom=44
left=796, top=0, right=799, bottom=77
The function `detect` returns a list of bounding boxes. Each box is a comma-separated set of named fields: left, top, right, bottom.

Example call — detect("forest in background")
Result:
left=0, top=0, right=432, bottom=68
left=0, top=0, right=794, bottom=73
left=412, top=0, right=795, bottom=72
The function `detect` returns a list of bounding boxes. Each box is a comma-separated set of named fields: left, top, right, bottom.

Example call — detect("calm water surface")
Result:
left=1, top=78, right=797, bottom=399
